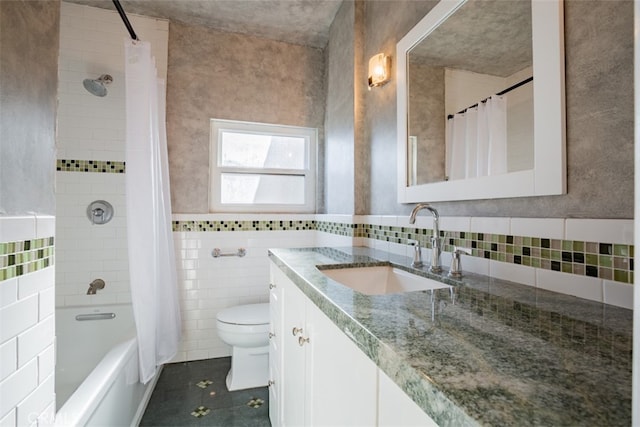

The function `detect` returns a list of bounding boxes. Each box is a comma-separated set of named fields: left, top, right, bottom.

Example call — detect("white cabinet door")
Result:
left=271, top=263, right=430, bottom=427
left=378, top=370, right=438, bottom=427
left=306, top=301, right=377, bottom=426
left=281, top=276, right=309, bottom=427
left=268, top=267, right=283, bottom=427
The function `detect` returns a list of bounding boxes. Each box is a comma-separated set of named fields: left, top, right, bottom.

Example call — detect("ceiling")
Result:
left=409, top=0, right=532, bottom=77
left=65, top=0, right=344, bottom=48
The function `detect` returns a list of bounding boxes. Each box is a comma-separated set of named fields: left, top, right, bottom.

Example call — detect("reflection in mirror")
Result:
left=396, top=0, right=565, bottom=203
left=407, top=0, right=533, bottom=186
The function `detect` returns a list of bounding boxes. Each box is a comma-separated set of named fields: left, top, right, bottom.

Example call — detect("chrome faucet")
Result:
left=408, top=203, right=442, bottom=273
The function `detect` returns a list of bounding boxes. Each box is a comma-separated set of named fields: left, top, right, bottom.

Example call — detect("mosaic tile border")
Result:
left=172, top=220, right=316, bottom=232
left=57, top=159, right=125, bottom=173
left=0, top=237, right=55, bottom=281
left=173, top=219, right=634, bottom=285
left=358, top=224, right=634, bottom=285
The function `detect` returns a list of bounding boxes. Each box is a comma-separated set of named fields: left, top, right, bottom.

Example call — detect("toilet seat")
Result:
left=217, top=303, right=269, bottom=325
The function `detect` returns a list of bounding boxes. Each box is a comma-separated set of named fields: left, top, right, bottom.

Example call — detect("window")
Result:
left=209, top=119, right=317, bottom=213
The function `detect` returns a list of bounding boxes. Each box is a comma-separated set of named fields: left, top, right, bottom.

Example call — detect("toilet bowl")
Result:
left=216, top=303, right=270, bottom=391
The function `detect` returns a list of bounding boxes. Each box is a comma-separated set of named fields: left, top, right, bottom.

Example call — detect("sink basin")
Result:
left=319, top=265, right=451, bottom=295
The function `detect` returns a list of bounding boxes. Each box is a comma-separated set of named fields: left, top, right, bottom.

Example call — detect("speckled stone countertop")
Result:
left=268, top=247, right=633, bottom=427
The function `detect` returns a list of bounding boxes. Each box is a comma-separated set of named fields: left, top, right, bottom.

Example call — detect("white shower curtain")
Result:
left=446, top=95, right=508, bottom=180
left=484, top=96, right=508, bottom=175
left=124, top=40, right=181, bottom=384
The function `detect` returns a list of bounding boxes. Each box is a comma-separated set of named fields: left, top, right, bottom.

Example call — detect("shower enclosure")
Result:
left=54, top=2, right=171, bottom=422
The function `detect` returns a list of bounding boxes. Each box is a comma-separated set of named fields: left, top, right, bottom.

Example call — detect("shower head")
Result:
left=83, top=74, right=113, bottom=97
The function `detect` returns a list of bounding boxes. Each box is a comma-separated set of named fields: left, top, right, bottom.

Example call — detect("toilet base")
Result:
left=225, top=345, right=269, bottom=391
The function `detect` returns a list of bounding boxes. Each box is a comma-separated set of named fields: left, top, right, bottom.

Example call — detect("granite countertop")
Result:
left=268, top=247, right=633, bottom=427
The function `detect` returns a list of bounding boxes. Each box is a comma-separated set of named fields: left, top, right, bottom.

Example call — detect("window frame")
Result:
left=209, top=119, right=317, bottom=213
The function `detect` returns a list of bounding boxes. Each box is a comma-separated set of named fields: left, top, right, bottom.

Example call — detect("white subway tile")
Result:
left=63, top=293, right=117, bottom=307
left=408, top=215, right=432, bottom=229
left=440, top=217, right=471, bottom=233
left=0, top=216, right=36, bottom=243
left=0, top=359, right=38, bottom=418
left=457, top=254, right=489, bottom=276
left=17, top=268, right=54, bottom=300
left=389, top=242, right=409, bottom=256
left=536, top=269, right=603, bottom=303
left=0, top=296, right=38, bottom=344
left=510, top=218, right=564, bottom=239
left=17, top=316, right=54, bottom=368
left=0, top=338, right=17, bottom=382
left=0, top=279, right=17, bottom=310
left=185, top=350, right=208, bottom=361
left=489, top=260, right=536, bottom=287
left=603, top=280, right=634, bottom=309
left=470, top=217, right=510, bottom=235
left=209, top=348, right=232, bottom=359
left=37, top=345, right=55, bottom=382
left=16, top=374, right=54, bottom=427
left=0, top=408, right=16, bottom=427
left=37, top=401, right=56, bottom=427
left=565, top=219, right=633, bottom=244
left=35, top=216, right=55, bottom=239
left=38, top=287, right=55, bottom=322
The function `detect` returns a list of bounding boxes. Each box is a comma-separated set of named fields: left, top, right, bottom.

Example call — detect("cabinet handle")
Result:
left=298, top=336, right=310, bottom=346
left=269, top=283, right=276, bottom=289
left=269, top=332, right=275, bottom=339
left=268, top=380, right=275, bottom=387
left=292, top=327, right=303, bottom=336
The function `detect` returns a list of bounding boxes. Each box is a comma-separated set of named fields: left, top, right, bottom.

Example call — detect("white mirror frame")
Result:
left=397, top=0, right=566, bottom=203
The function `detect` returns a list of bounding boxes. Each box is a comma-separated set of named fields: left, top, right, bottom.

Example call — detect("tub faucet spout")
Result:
left=87, top=279, right=106, bottom=295
left=408, top=203, right=442, bottom=273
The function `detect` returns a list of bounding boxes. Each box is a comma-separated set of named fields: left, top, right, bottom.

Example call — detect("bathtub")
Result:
left=54, top=304, right=159, bottom=426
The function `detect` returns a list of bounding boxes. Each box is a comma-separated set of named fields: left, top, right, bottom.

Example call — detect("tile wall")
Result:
left=321, top=214, right=635, bottom=309
left=55, top=2, right=168, bottom=308
left=0, top=216, right=56, bottom=426
left=170, top=213, right=633, bottom=363
left=171, top=214, right=317, bottom=362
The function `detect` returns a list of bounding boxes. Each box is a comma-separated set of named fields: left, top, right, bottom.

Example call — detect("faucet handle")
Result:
left=453, top=246, right=472, bottom=255
left=448, top=247, right=472, bottom=278
left=407, top=239, right=423, bottom=268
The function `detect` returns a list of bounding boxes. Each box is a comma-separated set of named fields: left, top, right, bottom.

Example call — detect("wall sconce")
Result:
left=368, top=53, right=391, bottom=89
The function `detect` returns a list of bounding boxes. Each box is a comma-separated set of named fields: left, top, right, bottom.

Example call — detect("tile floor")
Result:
left=140, top=357, right=271, bottom=426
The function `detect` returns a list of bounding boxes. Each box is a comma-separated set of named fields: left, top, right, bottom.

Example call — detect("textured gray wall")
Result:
left=324, top=0, right=357, bottom=214
left=167, top=22, right=326, bottom=213
left=325, top=0, right=633, bottom=218
left=0, top=1, right=59, bottom=216
left=408, top=63, right=445, bottom=184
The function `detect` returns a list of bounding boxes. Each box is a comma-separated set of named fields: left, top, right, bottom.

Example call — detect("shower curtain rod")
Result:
left=447, top=76, right=533, bottom=120
left=112, top=0, right=139, bottom=41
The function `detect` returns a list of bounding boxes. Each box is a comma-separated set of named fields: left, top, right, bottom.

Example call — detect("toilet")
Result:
left=216, top=303, right=270, bottom=391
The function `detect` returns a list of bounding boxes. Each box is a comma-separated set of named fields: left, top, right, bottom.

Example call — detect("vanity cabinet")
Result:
left=378, top=370, right=438, bottom=427
left=269, top=262, right=377, bottom=426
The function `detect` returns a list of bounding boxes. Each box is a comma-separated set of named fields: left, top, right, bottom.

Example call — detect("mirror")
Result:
left=396, top=0, right=566, bottom=203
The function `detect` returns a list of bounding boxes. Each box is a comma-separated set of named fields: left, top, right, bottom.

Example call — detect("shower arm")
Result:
left=112, top=0, right=140, bottom=41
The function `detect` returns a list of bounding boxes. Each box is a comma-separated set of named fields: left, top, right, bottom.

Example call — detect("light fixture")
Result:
left=368, top=53, right=391, bottom=89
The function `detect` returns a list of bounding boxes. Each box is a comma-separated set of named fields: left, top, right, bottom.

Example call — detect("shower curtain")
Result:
left=446, top=95, right=508, bottom=180
left=124, top=40, right=181, bottom=384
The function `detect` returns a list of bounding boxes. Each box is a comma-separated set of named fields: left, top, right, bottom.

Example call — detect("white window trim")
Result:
left=209, top=119, right=317, bottom=213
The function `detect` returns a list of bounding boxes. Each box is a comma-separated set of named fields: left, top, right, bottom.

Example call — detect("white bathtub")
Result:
left=54, top=304, right=159, bottom=426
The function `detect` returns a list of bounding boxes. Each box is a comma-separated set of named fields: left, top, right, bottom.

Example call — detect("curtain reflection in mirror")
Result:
left=446, top=95, right=507, bottom=180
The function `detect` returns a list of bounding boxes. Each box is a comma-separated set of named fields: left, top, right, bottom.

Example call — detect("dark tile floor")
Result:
left=140, top=357, right=271, bottom=427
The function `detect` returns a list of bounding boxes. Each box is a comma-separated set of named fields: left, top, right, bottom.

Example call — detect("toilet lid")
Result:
left=216, top=303, right=270, bottom=325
